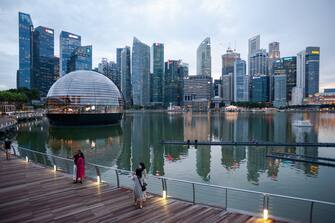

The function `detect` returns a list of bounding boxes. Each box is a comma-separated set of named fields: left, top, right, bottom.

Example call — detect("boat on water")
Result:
left=292, top=120, right=313, bottom=127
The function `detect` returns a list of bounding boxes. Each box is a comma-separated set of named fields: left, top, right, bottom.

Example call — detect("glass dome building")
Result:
left=46, top=70, right=124, bottom=125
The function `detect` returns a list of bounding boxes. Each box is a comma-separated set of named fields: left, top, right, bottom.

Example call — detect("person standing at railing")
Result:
left=71, top=151, right=80, bottom=183
left=4, top=138, right=11, bottom=160
left=76, top=152, right=85, bottom=184
left=132, top=168, right=145, bottom=209
left=139, top=162, right=148, bottom=200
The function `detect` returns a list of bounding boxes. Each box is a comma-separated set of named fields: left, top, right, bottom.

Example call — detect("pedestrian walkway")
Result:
left=0, top=152, right=285, bottom=222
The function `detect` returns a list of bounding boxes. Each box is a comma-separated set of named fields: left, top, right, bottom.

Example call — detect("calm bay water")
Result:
left=15, top=111, right=335, bottom=203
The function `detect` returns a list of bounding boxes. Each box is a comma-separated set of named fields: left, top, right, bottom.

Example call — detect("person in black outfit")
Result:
left=4, top=138, right=12, bottom=160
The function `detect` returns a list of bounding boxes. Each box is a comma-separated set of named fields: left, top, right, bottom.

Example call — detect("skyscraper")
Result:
left=121, top=46, right=132, bottom=106
left=234, top=59, right=248, bottom=102
left=59, top=31, right=81, bottom=76
left=98, top=58, right=120, bottom=89
left=68, top=45, right=92, bottom=72
left=116, top=48, right=123, bottom=89
left=132, top=37, right=150, bottom=106
left=196, top=37, right=211, bottom=76
left=32, top=26, right=55, bottom=97
left=150, top=43, right=164, bottom=104
left=221, top=48, right=240, bottom=102
left=249, top=49, right=268, bottom=77
left=248, top=35, right=260, bottom=76
left=305, top=47, right=320, bottom=96
left=268, top=42, right=280, bottom=101
left=292, top=50, right=306, bottom=105
left=164, top=60, right=184, bottom=106
left=18, top=12, right=34, bottom=89
left=251, top=75, right=269, bottom=102
left=273, top=57, right=297, bottom=101
left=273, top=74, right=287, bottom=108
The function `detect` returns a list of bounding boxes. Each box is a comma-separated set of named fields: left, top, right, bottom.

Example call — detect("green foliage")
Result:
left=0, top=91, right=28, bottom=103
left=231, top=101, right=272, bottom=108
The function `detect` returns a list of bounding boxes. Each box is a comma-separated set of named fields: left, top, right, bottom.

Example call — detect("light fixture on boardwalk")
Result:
left=97, top=176, right=101, bottom=184
left=53, top=165, right=57, bottom=172
left=263, top=209, right=269, bottom=220
left=25, top=156, right=28, bottom=162
left=162, top=190, right=167, bottom=199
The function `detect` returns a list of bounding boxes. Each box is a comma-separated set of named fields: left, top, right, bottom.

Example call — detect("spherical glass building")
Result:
left=46, top=70, right=124, bottom=125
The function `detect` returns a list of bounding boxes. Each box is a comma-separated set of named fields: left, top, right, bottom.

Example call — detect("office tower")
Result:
left=59, top=31, right=81, bottom=76
left=248, top=35, right=260, bottom=76
left=273, top=75, right=287, bottom=108
left=98, top=58, right=120, bottom=89
left=53, top=56, right=60, bottom=81
left=234, top=59, right=248, bottom=102
left=292, top=50, right=306, bottom=105
left=18, top=12, right=34, bottom=89
left=150, top=43, right=164, bottom=105
left=196, top=37, right=211, bottom=76
left=183, top=75, right=212, bottom=106
left=251, top=75, right=269, bottom=102
left=221, top=48, right=240, bottom=102
left=116, top=48, right=123, bottom=71
left=222, top=74, right=232, bottom=103
left=164, top=60, right=184, bottom=106
left=214, top=79, right=222, bottom=97
left=180, top=63, right=189, bottom=77
left=305, top=47, right=320, bottom=96
left=273, top=57, right=297, bottom=102
left=268, top=42, right=280, bottom=101
left=68, top=45, right=92, bottom=72
left=249, top=49, right=268, bottom=77
left=132, top=37, right=150, bottom=106
left=121, top=46, right=132, bottom=106
left=32, top=26, right=55, bottom=97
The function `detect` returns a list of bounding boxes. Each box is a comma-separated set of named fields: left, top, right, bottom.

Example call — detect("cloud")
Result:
left=0, top=0, right=334, bottom=90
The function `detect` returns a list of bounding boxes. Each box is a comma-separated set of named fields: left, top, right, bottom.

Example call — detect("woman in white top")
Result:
left=132, top=168, right=145, bottom=209
left=139, top=162, right=148, bottom=199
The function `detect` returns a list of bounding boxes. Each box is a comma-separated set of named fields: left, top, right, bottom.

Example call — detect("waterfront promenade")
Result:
left=0, top=152, right=284, bottom=223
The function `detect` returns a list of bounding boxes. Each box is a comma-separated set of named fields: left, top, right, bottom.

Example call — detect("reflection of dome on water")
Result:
left=46, top=70, right=123, bottom=125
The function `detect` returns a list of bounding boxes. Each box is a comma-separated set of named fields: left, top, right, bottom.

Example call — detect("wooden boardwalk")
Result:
left=0, top=152, right=285, bottom=223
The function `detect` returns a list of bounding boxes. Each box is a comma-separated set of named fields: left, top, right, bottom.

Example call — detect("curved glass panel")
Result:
left=47, top=70, right=123, bottom=114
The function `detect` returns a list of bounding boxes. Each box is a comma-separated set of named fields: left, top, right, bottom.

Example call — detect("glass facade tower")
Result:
left=131, top=37, right=150, bottom=106
left=18, top=12, right=34, bottom=89
left=150, top=43, right=164, bottom=104
left=68, top=45, right=92, bottom=72
left=59, top=31, right=81, bottom=76
left=121, top=46, right=132, bottom=106
left=196, top=37, right=211, bottom=76
left=234, top=59, right=248, bottom=102
left=32, top=26, right=55, bottom=97
left=305, top=47, right=320, bottom=96
left=164, top=60, right=184, bottom=106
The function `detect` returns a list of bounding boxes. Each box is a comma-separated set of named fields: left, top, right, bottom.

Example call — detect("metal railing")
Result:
left=3, top=145, right=335, bottom=223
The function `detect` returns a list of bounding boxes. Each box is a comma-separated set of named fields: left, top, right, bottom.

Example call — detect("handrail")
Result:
left=12, top=144, right=335, bottom=208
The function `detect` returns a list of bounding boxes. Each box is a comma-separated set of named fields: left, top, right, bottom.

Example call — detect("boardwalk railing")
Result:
left=4, top=145, right=335, bottom=223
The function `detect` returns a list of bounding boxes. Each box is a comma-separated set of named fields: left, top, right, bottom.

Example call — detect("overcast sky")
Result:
left=0, top=0, right=334, bottom=90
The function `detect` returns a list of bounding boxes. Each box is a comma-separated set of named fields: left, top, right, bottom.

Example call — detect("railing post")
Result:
left=164, top=179, right=167, bottom=194
left=161, top=178, right=165, bottom=191
left=52, top=157, right=56, bottom=169
left=192, top=183, right=195, bottom=204
left=225, top=188, right=228, bottom=210
left=309, top=201, right=314, bottom=223
left=95, top=166, right=101, bottom=183
left=115, top=169, right=120, bottom=188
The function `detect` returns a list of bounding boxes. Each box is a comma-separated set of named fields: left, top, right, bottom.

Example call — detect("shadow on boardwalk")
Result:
left=0, top=152, right=284, bottom=223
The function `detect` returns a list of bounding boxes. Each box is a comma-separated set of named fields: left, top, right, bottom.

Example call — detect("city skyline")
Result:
left=0, top=0, right=334, bottom=90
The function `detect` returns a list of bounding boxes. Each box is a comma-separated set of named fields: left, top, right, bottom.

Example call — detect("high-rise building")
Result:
left=32, top=26, right=55, bottom=97
left=183, top=75, right=212, bottom=105
left=292, top=50, right=306, bottom=105
left=234, top=59, right=248, bottom=102
left=213, top=79, right=222, bottom=97
left=53, top=56, right=60, bottom=81
left=98, top=58, right=120, bottom=89
left=116, top=48, right=123, bottom=89
left=268, top=42, right=280, bottom=101
left=248, top=35, right=260, bottom=76
left=132, top=37, right=150, bottom=106
left=180, top=63, right=189, bottom=77
left=273, top=74, right=287, bottom=108
left=249, top=49, right=268, bottom=77
left=251, top=75, right=269, bottom=102
left=59, top=31, right=81, bottom=76
left=222, top=74, right=232, bottom=103
left=305, top=47, right=320, bottom=96
left=121, top=46, right=132, bottom=106
left=196, top=37, right=211, bottom=76
left=221, top=48, right=240, bottom=102
left=164, top=60, right=184, bottom=106
left=150, top=43, right=164, bottom=104
left=18, top=12, right=34, bottom=89
left=68, top=45, right=92, bottom=72
left=273, top=57, right=297, bottom=102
